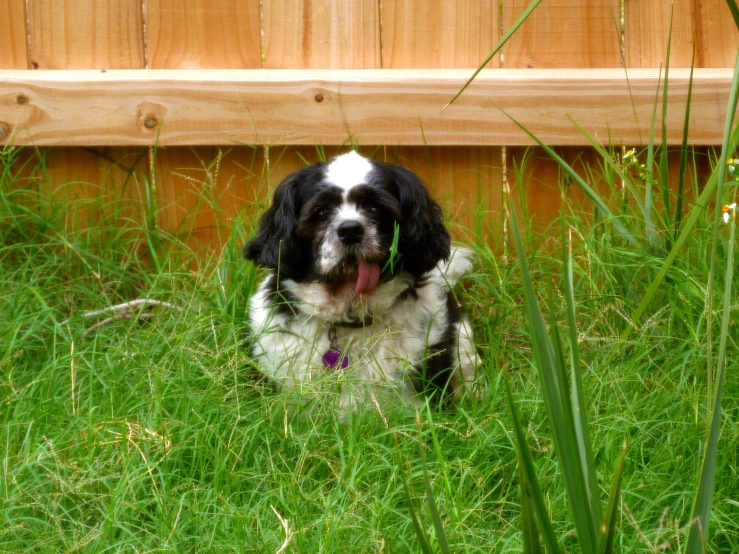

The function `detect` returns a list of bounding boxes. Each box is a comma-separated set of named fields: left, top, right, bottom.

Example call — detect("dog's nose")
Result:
left=337, top=221, right=365, bottom=245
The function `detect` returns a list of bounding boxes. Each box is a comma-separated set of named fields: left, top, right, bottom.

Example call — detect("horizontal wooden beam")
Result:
left=0, top=69, right=733, bottom=147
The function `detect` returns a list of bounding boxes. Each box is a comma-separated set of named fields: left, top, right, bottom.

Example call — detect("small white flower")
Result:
left=722, top=203, right=736, bottom=224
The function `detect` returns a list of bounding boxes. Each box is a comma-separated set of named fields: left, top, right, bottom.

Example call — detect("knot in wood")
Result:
left=144, top=116, right=158, bottom=129
left=314, top=93, right=324, bottom=103
left=16, top=94, right=29, bottom=105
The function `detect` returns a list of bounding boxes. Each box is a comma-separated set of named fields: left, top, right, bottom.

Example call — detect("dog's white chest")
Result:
left=248, top=278, right=447, bottom=392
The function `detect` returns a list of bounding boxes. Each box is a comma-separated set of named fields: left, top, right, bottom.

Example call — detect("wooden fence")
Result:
left=1, top=0, right=738, bottom=248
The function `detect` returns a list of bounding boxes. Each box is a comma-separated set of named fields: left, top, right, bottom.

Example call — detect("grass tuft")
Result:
left=1, top=141, right=739, bottom=552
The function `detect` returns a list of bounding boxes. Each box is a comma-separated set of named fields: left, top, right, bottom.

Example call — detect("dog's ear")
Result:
left=244, top=172, right=305, bottom=271
left=392, top=166, right=451, bottom=276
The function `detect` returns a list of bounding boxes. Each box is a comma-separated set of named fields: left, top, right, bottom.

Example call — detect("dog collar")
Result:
left=322, top=323, right=349, bottom=370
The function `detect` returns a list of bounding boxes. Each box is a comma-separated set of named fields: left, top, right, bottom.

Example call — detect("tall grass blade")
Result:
left=497, top=102, right=639, bottom=248
left=704, top=48, right=739, bottom=414
left=612, top=11, right=642, bottom=145
left=394, top=434, right=434, bottom=554
left=674, top=43, right=696, bottom=238
left=445, top=0, right=541, bottom=109
left=424, top=404, right=458, bottom=526
left=726, top=0, right=739, bottom=30
left=518, top=448, right=543, bottom=554
left=564, top=228, right=601, bottom=530
left=645, top=66, right=662, bottom=246
left=504, top=378, right=561, bottom=554
left=620, top=47, right=739, bottom=343
left=686, top=192, right=736, bottom=554
left=509, top=197, right=599, bottom=553
left=659, top=10, right=674, bottom=239
left=597, top=439, right=628, bottom=554
left=416, top=412, right=451, bottom=554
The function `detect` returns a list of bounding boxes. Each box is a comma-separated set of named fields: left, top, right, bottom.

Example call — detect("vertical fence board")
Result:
left=504, top=0, right=620, bottom=231
left=263, top=0, right=381, bottom=69
left=27, top=0, right=144, bottom=69
left=146, top=0, right=261, bottom=69
left=0, top=0, right=28, bottom=69
left=24, top=0, right=147, bottom=230
left=381, top=0, right=498, bottom=68
left=695, top=1, right=739, bottom=67
left=379, top=1, right=502, bottom=238
left=625, top=0, right=739, bottom=68
left=504, top=0, right=621, bottom=69
left=146, top=1, right=262, bottom=249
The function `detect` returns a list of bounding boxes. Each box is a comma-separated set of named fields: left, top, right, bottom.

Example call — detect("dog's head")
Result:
left=244, top=151, right=450, bottom=294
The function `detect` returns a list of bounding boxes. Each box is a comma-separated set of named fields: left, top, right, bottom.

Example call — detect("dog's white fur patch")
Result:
left=325, top=151, right=373, bottom=193
left=248, top=247, right=478, bottom=406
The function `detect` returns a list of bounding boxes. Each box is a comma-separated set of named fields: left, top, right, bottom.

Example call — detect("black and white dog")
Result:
left=244, top=151, right=477, bottom=407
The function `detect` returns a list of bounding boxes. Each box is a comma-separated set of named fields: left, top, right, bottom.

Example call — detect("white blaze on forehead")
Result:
left=325, top=151, right=373, bottom=193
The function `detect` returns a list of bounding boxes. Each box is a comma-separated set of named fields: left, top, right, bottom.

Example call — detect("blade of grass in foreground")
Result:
left=685, top=190, right=737, bottom=554
left=519, top=446, right=543, bottom=554
left=674, top=43, right=696, bottom=238
left=444, top=0, right=541, bottom=109
left=726, top=0, right=739, bottom=30
left=394, top=433, right=434, bottom=554
left=564, top=228, right=601, bottom=531
left=505, top=378, right=561, bottom=554
left=645, top=65, right=662, bottom=246
left=509, top=196, right=599, bottom=553
left=416, top=412, right=451, bottom=554
left=495, top=102, right=638, bottom=248
left=597, top=438, right=628, bottom=554
left=659, top=10, right=674, bottom=239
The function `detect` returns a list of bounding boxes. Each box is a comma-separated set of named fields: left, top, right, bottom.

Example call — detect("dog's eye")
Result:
left=368, top=206, right=378, bottom=214
left=317, top=208, right=327, bottom=218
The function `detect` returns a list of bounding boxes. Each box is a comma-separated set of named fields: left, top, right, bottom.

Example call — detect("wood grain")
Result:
left=381, top=0, right=498, bottom=68
left=263, top=0, right=380, bottom=69
left=625, top=0, right=739, bottom=68
left=386, top=146, right=504, bottom=241
left=24, top=0, right=147, bottom=232
left=25, top=147, right=149, bottom=229
left=145, top=1, right=261, bottom=247
left=0, top=0, right=28, bottom=69
left=154, top=146, right=266, bottom=249
left=0, top=68, right=733, bottom=147
left=505, top=147, right=611, bottom=231
left=503, top=0, right=621, bottom=69
left=146, top=0, right=261, bottom=69
left=27, top=0, right=145, bottom=69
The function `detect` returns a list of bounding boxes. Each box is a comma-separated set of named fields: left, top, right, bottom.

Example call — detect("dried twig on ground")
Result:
left=62, top=299, right=183, bottom=335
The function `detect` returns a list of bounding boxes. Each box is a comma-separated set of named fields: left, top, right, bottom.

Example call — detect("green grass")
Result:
left=1, top=142, right=739, bottom=553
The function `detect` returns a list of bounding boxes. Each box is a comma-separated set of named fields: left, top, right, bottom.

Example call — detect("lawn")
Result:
left=1, top=144, right=738, bottom=553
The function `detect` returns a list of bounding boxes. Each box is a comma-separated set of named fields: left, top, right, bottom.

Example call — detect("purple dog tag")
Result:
left=322, top=347, right=349, bottom=370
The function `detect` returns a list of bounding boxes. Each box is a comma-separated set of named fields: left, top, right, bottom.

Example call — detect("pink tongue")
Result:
left=356, top=261, right=381, bottom=295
